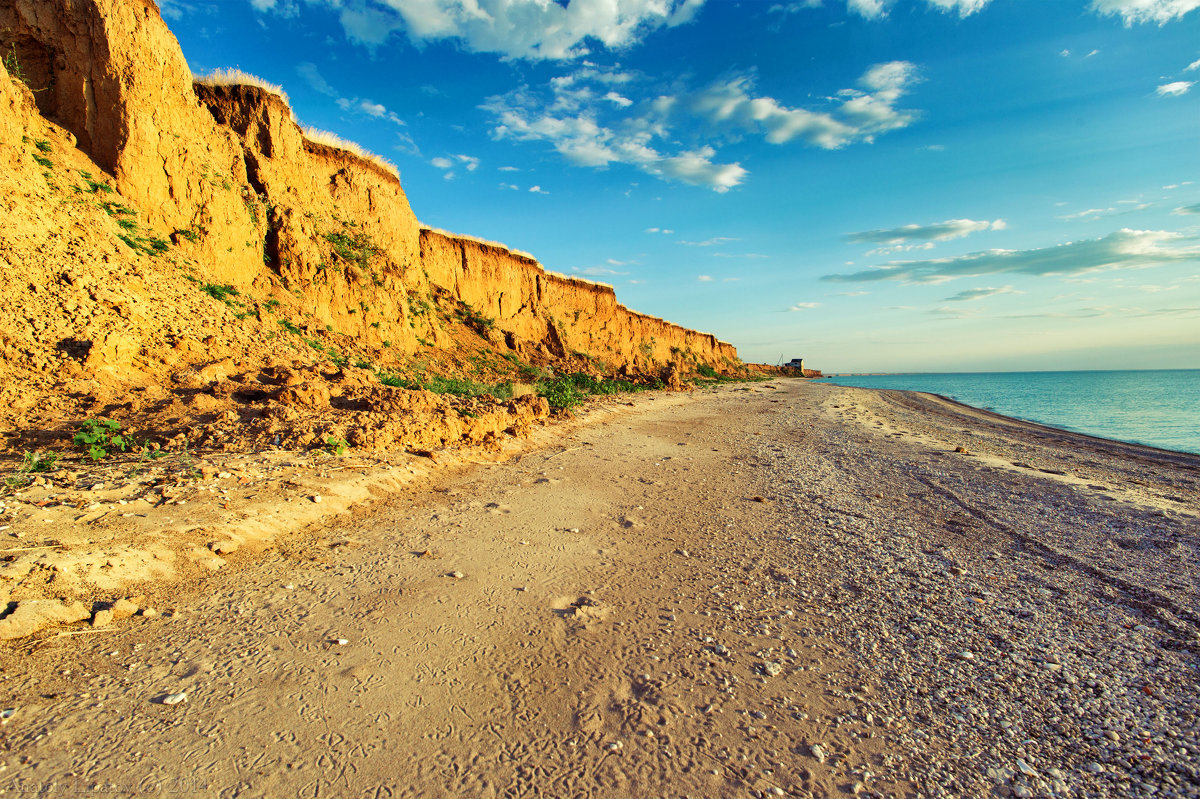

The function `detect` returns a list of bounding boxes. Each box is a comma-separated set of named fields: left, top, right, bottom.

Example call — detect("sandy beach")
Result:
left=0, top=379, right=1197, bottom=798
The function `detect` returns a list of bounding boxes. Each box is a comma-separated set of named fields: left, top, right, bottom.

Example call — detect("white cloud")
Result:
left=847, top=0, right=888, bottom=18
left=942, top=285, right=1021, bottom=302
left=924, top=0, right=992, bottom=16
left=432, top=154, right=480, bottom=173
left=323, top=0, right=709, bottom=60
left=498, top=166, right=520, bottom=172
left=1173, top=203, right=1200, bottom=215
left=824, top=228, right=1200, bottom=284
left=484, top=61, right=918, bottom=191
left=1188, top=59, right=1200, bottom=71
left=697, top=275, right=714, bottom=282
left=1090, top=0, right=1200, bottom=25
left=360, top=99, right=388, bottom=117
left=604, top=91, right=633, bottom=107
left=778, top=0, right=988, bottom=16
left=645, top=227, right=675, bottom=234
left=845, top=218, right=1004, bottom=253
left=1157, top=81, right=1194, bottom=96
left=687, top=61, right=920, bottom=148
left=787, top=301, right=821, bottom=310
left=499, top=183, right=519, bottom=190
left=529, top=185, right=548, bottom=193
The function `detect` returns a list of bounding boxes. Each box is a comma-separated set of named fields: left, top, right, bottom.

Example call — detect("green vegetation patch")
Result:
left=73, top=419, right=129, bottom=461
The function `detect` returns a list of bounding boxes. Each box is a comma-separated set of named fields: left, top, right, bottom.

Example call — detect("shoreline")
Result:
left=0, top=379, right=1197, bottom=797
left=816, top=372, right=1200, bottom=458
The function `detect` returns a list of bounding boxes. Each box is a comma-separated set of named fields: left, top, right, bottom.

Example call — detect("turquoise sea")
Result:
left=815, top=370, right=1200, bottom=456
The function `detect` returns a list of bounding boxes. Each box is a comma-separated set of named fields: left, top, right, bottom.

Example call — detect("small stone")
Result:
left=1104, top=730, right=1120, bottom=743
left=760, top=661, right=783, bottom=677
left=449, top=571, right=464, bottom=579
left=312, top=495, right=322, bottom=504
left=92, top=609, right=114, bottom=628
left=111, top=599, right=138, bottom=621
left=1015, top=759, right=1037, bottom=777
left=711, top=644, right=730, bottom=656
left=954, top=446, right=970, bottom=454
left=809, top=743, right=827, bottom=763
left=141, top=608, right=159, bottom=619
left=161, top=692, right=187, bottom=706
left=217, top=472, right=232, bottom=479
left=606, top=741, right=623, bottom=752
left=334, top=638, right=349, bottom=646
left=950, top=566, right=966, bottom=576
left=209, top=540, right=239, bottom=555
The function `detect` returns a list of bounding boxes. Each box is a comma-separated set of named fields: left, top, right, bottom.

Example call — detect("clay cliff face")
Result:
left=0, top=0, right=740, bottom=394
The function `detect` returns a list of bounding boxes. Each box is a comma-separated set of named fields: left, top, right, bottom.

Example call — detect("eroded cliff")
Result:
left=0, top=0, right=741, bottom=454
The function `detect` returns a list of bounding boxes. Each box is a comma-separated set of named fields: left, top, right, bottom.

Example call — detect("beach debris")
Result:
left=332, top=638, right=349, bottom=646
left=160, top=692, right=188, bottom=706
left=449, top=571, right=464, bottom=579
left=954, top=446, right=970, bottom=454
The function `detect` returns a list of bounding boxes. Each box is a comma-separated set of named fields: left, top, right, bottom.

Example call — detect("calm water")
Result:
left=815, top=370, right=1200, bottom=456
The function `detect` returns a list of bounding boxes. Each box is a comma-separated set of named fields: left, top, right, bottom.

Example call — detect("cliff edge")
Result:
left=0, top=0, right=742, bottom=458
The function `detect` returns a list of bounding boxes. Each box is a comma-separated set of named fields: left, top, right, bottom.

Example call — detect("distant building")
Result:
left=784, top=357, right=805, bottom=371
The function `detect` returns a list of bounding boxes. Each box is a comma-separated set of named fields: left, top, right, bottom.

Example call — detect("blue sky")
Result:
left=163, top=0, right=1199, bottom=372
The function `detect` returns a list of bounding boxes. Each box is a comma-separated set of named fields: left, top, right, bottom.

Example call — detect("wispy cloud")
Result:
left=943, top=285, right=1022, bottom=302
left=296, top=62, right=336, bottom=96
left=823, top=228, right=1200, bottom=284
left=845, top=218, right=1005, bottom=254
left=1157, top=80, right=1194, bottom=96
left=645, top=227, right=675, bottom=234
left=572, top=265, right=628, bottom=277
left=431, top=153, right=479, bottom=179
left=679, top=236, right=738, bottom=246
left=843, top=0, right=992, bottom=19
left=529, top=185, right=548, bottom=194
left=483, top=61, right=920, bottom=192
left=697, top=274, right=714, bottom=282
left=1173, top=203, right=1200, bottom=215
left=786, top=301, right=821, bottom=311
left=1090, top=0, right=1200, bottom=26
left=685, top=61, right=920, bottom=148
